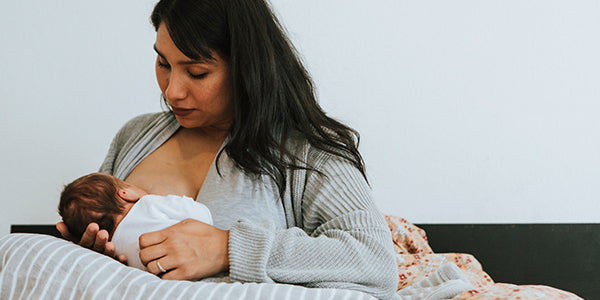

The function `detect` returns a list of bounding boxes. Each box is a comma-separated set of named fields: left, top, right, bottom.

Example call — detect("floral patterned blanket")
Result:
left=385, top=215, right=583, bottom=299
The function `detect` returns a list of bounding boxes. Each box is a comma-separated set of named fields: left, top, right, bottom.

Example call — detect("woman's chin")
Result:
left=175, top=118, right=201, bottom=129
left=172, top=114, right=232, bottom=133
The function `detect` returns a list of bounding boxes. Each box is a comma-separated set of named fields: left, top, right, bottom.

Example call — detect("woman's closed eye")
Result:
left=188, top=72, right=208, bottom=79
left=157, top=58, right=170, bottom=69
left=156, top=55, right=207, bottom=79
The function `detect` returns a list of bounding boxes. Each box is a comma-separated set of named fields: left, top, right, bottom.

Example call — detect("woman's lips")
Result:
left=172, top=107, right=195, bottom=117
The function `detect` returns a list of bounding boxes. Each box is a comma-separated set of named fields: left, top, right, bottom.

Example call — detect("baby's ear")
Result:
left=118, top=187, right=142, bottom=202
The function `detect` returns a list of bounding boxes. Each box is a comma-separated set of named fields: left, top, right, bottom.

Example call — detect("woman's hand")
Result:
left=56, top=221, right=128, bottom=264
left=139, top=219, right=230, bottom=280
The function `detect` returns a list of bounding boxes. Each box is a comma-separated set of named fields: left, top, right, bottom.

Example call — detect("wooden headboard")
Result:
left=11, top=223, right=599, bottom=299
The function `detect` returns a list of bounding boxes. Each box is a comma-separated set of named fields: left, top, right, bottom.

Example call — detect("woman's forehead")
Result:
left=154, top=24, right=220, bottom=65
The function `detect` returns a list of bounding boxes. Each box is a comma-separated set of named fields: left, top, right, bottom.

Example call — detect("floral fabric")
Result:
left=384, top=215, right=583, bottom=299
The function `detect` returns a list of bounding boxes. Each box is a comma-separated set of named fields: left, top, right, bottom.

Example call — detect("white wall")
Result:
left=2, top=1, right=599, bottom=236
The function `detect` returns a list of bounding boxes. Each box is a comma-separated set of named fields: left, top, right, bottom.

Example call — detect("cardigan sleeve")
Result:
left=228, top=155, right=399, bottom=299
left=98, top=112, right=166, bottom=176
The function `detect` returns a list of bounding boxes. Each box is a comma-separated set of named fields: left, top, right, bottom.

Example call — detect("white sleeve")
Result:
left=162, top=195, right=213, bottom=225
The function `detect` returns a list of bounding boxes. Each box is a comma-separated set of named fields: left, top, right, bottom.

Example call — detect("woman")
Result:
left=57, top=0, right=398, bottom=298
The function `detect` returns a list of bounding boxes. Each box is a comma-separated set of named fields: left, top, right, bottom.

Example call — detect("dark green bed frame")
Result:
left=11, top=223, right=599, bottom=299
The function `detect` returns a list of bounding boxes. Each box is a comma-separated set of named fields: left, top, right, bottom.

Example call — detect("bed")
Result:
left=4, top=215, right=591, bottom=299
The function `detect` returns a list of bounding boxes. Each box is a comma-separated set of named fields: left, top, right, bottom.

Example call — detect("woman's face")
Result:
left=154, top=24, right=233, bottom=131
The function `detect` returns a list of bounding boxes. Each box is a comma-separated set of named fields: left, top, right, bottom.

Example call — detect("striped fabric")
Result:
left=0, top=234, right=376, bottom=300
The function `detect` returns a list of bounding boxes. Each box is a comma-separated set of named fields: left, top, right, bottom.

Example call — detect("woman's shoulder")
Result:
left=113, top=112, right=174, bottom=140
left=284, top=131, right=338, bottom=170
left=120, top=112, right=173, bottom=131
left=99, top=111, right=176, bottom=175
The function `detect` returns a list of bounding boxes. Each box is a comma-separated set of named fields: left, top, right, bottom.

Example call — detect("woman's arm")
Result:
left=228, top=155, right=399, bottom=299
left=134, top=153, right=398, bottom=298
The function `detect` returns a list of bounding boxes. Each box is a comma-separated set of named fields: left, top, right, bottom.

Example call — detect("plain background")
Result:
left=1, top=0, right=599, bottom=236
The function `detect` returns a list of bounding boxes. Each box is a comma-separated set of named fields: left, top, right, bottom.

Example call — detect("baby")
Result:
left=58, top=172, right=212, bottom=270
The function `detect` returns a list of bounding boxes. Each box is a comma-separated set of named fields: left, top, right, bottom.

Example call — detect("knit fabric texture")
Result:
left=99, top=112, right=399, bottom=299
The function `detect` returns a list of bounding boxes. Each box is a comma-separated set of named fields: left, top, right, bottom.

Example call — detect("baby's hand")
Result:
left=56, top=221, right=128, bottom=264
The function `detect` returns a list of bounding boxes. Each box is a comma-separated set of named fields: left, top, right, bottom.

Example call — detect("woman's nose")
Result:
left=164, top=73, right=187, bottom=101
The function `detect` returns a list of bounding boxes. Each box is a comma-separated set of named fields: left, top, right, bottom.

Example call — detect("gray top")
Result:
left=197, top=148, right=287, bottom=230
left=99, top=112, right=399, bottom=299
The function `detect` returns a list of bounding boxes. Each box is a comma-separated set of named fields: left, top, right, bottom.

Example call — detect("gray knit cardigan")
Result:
left=99, top=112, right=399, bottom=299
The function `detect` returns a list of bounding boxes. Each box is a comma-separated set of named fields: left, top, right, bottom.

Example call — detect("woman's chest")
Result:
left=124, top=131, right=223, bottom=198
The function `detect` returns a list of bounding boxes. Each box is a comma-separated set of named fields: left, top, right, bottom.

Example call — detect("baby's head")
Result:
left=59, top=173, right=143, bottom=242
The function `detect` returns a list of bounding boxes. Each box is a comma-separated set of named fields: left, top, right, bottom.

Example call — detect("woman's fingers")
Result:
left=79, top=223, right=100, bottom=247
left=161, top=267, right=188, bottom=281
left=55, top=222, right=73, bottom=241
left=92, top=229, right=110, bottom=253
left=149, top=255, right=203, bottom=280
left=137, top=219, right=230, bottom=280
left=139, top=229, right=168, bottom=249
left=139, top=241, right=167, bottom=267
left=57, top=221, right=127, bottom=263
left=147, top=257, right=174, bottom=276
left=139, top=230, right=169, bottom=268
left=103, top=240, right=117, bottom=258
left=116, top=254, right=128, bottom=265
left=79, top=224, right=112, bottom=257
left=152, top=219, right=230, bottom=280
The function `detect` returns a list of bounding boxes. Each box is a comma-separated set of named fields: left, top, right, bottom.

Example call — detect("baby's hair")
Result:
left=58, top=173, right=126, bottom=242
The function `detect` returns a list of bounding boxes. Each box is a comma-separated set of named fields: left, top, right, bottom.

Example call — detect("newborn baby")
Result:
left=58, top=172, right=212, bottom=270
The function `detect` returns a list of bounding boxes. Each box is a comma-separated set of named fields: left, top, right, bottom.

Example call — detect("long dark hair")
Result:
left=151, top=0, right=367, bottom=198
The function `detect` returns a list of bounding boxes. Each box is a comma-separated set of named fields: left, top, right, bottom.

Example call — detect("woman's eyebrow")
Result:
left=153, top=44, right=214, bottom=65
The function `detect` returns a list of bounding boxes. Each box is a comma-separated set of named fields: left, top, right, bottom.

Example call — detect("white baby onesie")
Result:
left=111, top=194, right=213, bottom=270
